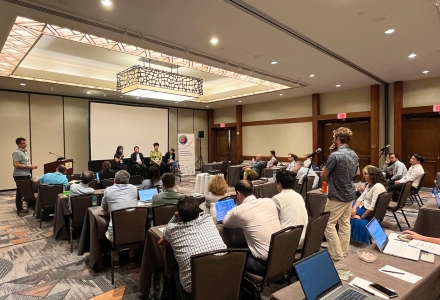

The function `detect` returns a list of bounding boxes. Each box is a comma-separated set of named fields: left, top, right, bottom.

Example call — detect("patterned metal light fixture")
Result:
left=116, top=65, right=203, bottom=101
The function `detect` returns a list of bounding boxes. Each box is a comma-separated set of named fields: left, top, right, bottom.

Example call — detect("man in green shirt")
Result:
left=150, top=142, right=167, bottom=173
left=152, top=173, right=181, bottom=206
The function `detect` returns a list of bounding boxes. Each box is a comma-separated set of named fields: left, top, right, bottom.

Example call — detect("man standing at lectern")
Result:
left=12, top=137, right=38, bottom=216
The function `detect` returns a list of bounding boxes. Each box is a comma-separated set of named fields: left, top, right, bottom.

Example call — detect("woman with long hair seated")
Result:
left=141, top=166, right=162, bottom=190
left=99, top=161, right=115, bottom=180
left=201, top=175, right=229, bottom=218
left=350, top=165, right=387, bottom=244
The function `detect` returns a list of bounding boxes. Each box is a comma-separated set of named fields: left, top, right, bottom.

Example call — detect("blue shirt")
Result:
left=38, top=172, right=68, bottom=189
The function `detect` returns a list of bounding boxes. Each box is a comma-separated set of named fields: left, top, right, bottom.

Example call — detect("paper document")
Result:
left=378, top=265, right=422, bottom=284
left=158, top=227, right=165, bottom=233
left=349, top=277, right=389, bottom=299
left=408, top=239, right=440, bottom=256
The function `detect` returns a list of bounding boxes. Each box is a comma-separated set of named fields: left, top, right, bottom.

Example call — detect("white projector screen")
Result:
left=90, top=102, right=168, bottom=160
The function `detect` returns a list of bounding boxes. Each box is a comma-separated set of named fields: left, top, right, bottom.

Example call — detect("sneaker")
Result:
left=17, top=208, right=29, bottom=216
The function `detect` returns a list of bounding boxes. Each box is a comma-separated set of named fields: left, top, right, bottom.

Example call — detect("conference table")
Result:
left=270, top=245, right=440, bottom=300
left=201, top=162, right=222, bottom=173
left=227, top=164, right=243, bottom=186
left=306, top=189, right=328, bottom=219
left=195, top=173, right=214, bottom=195
left=253, top=181, right=279, bottom=199
left=413, top=198, right=440, bottom=238
left=261, top=166, right=287, bottom=178
left=138, top=224, right=246, bottom=296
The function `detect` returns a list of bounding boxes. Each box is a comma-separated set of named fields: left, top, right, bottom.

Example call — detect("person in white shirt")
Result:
left=272, top=170, right=308, bottom=248
left=223, top=180, right=281, bottom=276
left=286, top=153, right=298, bottom=171
left=296, top=159, right=320, bottom=189
left=266, top=150, right=277, bottom=168
left=388, top=153, right=424, bottom=202
left=384, top=153, right=407, bottom=182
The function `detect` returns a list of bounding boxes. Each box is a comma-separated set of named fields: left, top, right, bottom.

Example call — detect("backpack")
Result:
left=148, top=268, right=169, bottom=300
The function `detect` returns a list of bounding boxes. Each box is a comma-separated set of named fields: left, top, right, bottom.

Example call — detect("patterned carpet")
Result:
left=0, top=176, right=432, bottom=300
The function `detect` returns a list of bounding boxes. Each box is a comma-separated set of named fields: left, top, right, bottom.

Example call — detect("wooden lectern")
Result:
left=44, top=159, right=74, bottom=175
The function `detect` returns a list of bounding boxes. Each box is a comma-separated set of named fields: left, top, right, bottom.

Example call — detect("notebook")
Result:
left=139, top=188, right=158, bottom=202
left=367, top=218, right=420, bottom=261
left=214, top=199, right=235, bottom=223
left=293, top=250, right=375, bottom=300
left=433, top=187, right=440, bottom=208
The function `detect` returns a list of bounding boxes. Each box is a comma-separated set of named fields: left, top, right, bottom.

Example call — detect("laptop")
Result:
left=138, top=188, right=158, bottom=203
left=293, top=250, right=375, bottom=300
left=433, top=187, right=440, bottom=208
left=366, top=218, right=420, bottom=261
left=214, top=199, right=235, bottom=224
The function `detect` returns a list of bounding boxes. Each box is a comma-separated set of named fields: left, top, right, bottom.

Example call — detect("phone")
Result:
left=369, top=283, right=398, bottom=298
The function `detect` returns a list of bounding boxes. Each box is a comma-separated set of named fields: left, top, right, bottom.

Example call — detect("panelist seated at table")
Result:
left=272, top=170, right=308, bottom=248
left=200, top=175, right=229, bottom=218
left=350, top=166, right=387, bottom=244
left=243, top=154, right=265, bottom=180
left=130, top=146, right=147, bottom=178
left=33, top=164, right=68, bottom=190
left=113, top=145, right=128, bottom=171
left=164, top=148, right=182, bottom=174
left=152, top=173, right=180, bottom=206
left=101, top=170, right=138, bottom=265
left=150, top=142, right=167, bottom=172
left=383, top=153, right=407, bottom=182
left=68, top=170, right=95, bottom=212
left=223, top=180, right=282, bottom=276
left=295, top=160, right=319, bottom=189
left=159, top=196, right=227, bottom=300
left=402, top=230, right=440, bottom=245
left=267, top=150, right=277, bottom=168
left=285, top=153, right=298, bottom=171
left=141, top=166, right=162, bottom=190
left=99, top=161, right=116, bottom=180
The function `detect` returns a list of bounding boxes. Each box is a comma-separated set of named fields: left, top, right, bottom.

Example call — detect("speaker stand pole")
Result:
left=195, top=138, right=204, bottom=171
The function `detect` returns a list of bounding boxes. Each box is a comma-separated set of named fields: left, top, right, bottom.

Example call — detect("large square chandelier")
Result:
left=117, top=65, right=203, bottom=101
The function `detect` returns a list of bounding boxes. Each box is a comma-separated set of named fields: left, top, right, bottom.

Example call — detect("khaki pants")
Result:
left=244, top=169, right=258, bottom=180
left=324, top=198, right=352, bottom=260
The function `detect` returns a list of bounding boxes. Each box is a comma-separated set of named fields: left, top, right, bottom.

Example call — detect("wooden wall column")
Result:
left=236, top=105, right=242, bottom=160
left=312, top=94, right=320, bottom=151
left=370, top=84, right=380, bottom=165
left=208, top=109, right=215, bottom=162
left=394, top=82, right=403, bottom=156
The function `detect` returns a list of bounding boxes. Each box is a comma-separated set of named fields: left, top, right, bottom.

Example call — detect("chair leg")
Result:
left=111, top=251, right=114, bottom=285
left=391, top=211, right=402, bottom=231
left=40, top=209, right=43, bottom=228
left=407, top=194, right=414, bottom=204
left=400, top=208, right=411, bottom=228
left=70, top=227, right=73, bottom=253
left=416, top=193, right=423, bottom=206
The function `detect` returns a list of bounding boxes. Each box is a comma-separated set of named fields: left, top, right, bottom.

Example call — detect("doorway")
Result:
left=213, top=128, right=237, bottom=163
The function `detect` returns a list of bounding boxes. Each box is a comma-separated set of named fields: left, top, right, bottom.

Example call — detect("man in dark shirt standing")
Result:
left=320, top=127, right=358, bottom=261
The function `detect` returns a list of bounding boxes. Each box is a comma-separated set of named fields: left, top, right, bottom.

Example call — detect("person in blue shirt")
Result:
left=33, top=164, right=68, bottom=189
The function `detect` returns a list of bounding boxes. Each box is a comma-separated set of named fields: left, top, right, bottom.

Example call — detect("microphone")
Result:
left=49, top=151, right=65, bottom=161
left=378, top=145, right=390, bottom=152
left=307, top=148, right=322, bottom=158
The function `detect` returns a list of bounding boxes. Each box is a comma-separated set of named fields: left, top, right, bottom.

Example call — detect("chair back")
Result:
left=16, top=180, right=36, bottom=199
left=273, top=160, right=279, bottom=166
left=293, top=178, right=299, bottom=192
left=67, top=174, right=81, bottom=182
left=220, top=161, right=229, bottom=177
left=191, top=249, right=248, bottom=300
left=102, top=179, right=114, bottom=189
left=264, top=226, right=303, bottom=284
left=87, top=179, right=97, bottom=189
left=238, top=159, right=244, bottom=165
left=415, top=173, right=426, bottom=192
left=300, top=176, right=314, bottom=201
left=300, top=212, right=330, bottom=260
left=129, top=175, right=142, bottom=185
left=397, top=181, right=413, bottom=209
left=38, top=184, right=64, bottom=210
left=112, top=207, right=149, bottom=248
left=372, top=191, right=393, bottom=222
left=152, top=204, right=177, bottom=226
left=70, top=195, right=94, bottom=227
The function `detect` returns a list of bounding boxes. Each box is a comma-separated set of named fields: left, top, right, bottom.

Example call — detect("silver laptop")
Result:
left=366, top=218, right=420, bottom=261
left=138, top=188, right=158, bottom=203
left=293, top=250, right=377, bottom=299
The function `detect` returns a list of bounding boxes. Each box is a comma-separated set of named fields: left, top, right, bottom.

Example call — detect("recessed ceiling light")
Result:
left=279, top=93, right=283, bottom=96
left=100, top=0, right=112, bottom=6
left=422, top=70, right=430, bottom=74
left=309, top=74, right=315, bottom=78
left=271, top=61, right=278, bottom=65
left=384, top=29, right=395, bottom=34
left=206, top=105, right=209, bottom=107
left=87, top=91, right=91, bottom=94
left=238, top=100, right=242, bottom=103
left=336, top=84, right=341, bottom=87
left=210, top=38, right=218, bottom=45
left=408, top=53, right=417, bottom=58
left=20, top=83, right=26, bottom=86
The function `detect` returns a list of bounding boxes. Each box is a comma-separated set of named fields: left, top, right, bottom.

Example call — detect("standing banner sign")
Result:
left=178, top=133, right=195, bottom=175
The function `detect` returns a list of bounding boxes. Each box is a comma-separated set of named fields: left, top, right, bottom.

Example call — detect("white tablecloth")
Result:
left=195, top=173, right=214, bottom=195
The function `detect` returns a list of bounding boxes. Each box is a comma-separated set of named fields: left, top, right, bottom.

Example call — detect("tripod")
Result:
left=195, top=138, right=204, bottom=170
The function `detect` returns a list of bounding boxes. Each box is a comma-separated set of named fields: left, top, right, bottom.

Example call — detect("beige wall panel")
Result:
left=214, top=106, right=236, bottom=124
left=0, top=91, right=30, bottom=190
left=403, top=76, right=440, bottom=108
left=242, top=123, right=313, bottom=157
left=169, top=108, right=178, bottom=159
left=64, top=97, right=89, bottom=173
left=243, top=96, right=312, bottom=122
left=320, top=87, right=370, bottom=115
left=194, top=110, right=208, bottom=163
left=379, top=85, right=386, bottom=166
left=388, top=83, right=395, bottom=154
left=177, top=108, right=194, bottom=134
left=30, top=94, right=64, bottom=178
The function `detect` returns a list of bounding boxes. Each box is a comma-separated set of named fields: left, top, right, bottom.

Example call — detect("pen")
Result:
left=353, top=284, right=375, bottom=296
left=382, top=269, right=405, bottom=275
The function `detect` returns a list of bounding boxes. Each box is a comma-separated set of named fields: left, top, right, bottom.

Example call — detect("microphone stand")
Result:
left=49, top=152, right=65, bottom=161
left=373, top=150, right=386, bottom=168
left=304, top=153, right=317, bottom=178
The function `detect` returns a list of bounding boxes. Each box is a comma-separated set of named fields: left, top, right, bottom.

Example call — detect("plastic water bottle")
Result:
left=92, top=195, right=97, bottom=209
left=273, top=170, right=276, bottom=181
left=322, top=181, right=327, bottom=193
left=96, top=172, right=100, bottom=183
left=252, top=158, right=255, bottom=164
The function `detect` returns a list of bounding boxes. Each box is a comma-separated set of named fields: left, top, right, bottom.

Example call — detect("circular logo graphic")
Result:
left=179, top=135, right=188, bottom=145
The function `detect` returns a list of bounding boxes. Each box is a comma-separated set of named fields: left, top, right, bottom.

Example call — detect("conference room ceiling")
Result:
left=0, top=0, right=438, bottom=109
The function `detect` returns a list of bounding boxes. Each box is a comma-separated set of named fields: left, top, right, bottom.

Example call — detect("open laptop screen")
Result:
left=139, top=188, right=158, bottom=202
left=215, top=199, right=235, bottom=222
left=366, top=218, right=387, bottom=250
left=294, top=250, right=341, bottom=300
left=433, top=188, right=440, bottom=208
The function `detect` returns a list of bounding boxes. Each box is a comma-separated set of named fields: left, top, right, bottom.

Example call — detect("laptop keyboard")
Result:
left=333, top=289, right=367, bottom=300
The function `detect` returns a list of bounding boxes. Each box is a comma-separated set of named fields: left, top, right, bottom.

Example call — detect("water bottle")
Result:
left=273, top=170, right=276, bottom=181
left=322, top=181, right=327, bottom=193
left=252, top=158, right=255, bottom=164
left=96, top=172, right=100, bottom=183
left=92, top=195, right=97, bottom=209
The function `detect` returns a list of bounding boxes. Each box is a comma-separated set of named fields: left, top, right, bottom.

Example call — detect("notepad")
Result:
left=408, top=239, right=440, bottom=256
left=349, top=277, right=389, bottom=299
left=158, top=227, right=165, bottom=233
left=378, top=265, right=422, bottom=284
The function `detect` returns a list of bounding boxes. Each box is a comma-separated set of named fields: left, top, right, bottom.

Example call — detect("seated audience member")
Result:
left=33, top=164, right=68, bottom=189
left=101, top=170, right=138, bottom=265
left=243, top=154, right=265, bottom=180
left=382, top=154, right=392, bottom=174
left=165, top=148, right=182, bottom=173
left=296, top=160, right=319, bottom=189
left=113, top=145, right=127, bottom=171
left=388, top=153, right=424, bottom=202
left=383, top=153, right=407, bottom=182
left=272, top=170, right=308, bottom=248
left=201, top=175, right=229, bottom=218
left=130, top=146, right=147, bottom=178
left=350, top=166, right=387, bottom=244
left=267, top=150, right=277, bottom=168
left=402, top=230, right=440, bottom=245
left=152, top=173, right=181, bottom=206
left=286, top=153, right=298, bottom=171
left=150, top=142, right=167, bottom=172
left=99, top=161, right=116, bottom=180
left=141, top=166, right=162, bottom=190
left=223, top=180, right=281, bottom=276
left=69, top=170, right=95, bottom=212
left=159, top=196, right=227, bottom=299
